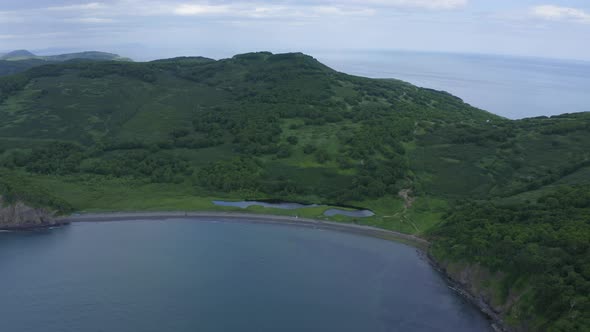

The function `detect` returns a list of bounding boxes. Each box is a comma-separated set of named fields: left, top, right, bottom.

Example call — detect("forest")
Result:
left=430, top=186, right=590, bottom=331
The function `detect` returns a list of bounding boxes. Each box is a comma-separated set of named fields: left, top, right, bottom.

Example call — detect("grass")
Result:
left=10, top=170, right=442, bottom=234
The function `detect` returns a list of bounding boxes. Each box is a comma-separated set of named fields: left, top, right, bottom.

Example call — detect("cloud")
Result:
left=0, top=11, right=25, bottom=23
left=47, top=2, right=106, bottom=11
left=28, top=0, right=467, bottom=23
left=169, top=2, right=376, bottom=18
left=67, top=17, right=115, bottom=23
left=531, top=5, right=590, bottom=24
left=173, top=4, right=231, bottom=16
left=334, top=0, right=468, bottom=10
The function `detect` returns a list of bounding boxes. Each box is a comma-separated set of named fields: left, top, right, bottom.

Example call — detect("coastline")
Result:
left=58, top=211, right=429, bottom=247
left=0, top=220, right=70, bottom=231
left=54, top=211, right=507, bottom=331
left=422, top=252, right=509, bottom=332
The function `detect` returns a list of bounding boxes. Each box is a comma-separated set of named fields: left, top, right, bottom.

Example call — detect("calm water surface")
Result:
left=212, top=200, right=318, bottom=209
left=0, top=220, right=493, bottom=332
left=315, top=50, right=590, bottom=119
left=212, top=200, right=375, bottom=217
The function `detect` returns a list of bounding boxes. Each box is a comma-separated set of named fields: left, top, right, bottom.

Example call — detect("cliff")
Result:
left=429, top=255, right=538, bottom=332
left=0, top=196, right=64, bottom=230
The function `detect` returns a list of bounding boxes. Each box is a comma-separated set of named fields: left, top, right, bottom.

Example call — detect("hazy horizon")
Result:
left=1, top=1, right=589, bottom=61
left=3, top=46, right=590, bottom=65
left=3, top=46, right=588, bottom=119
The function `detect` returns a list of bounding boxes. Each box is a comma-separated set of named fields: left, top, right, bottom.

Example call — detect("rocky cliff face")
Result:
left=0, top=197, right=61, bottom=229
left=431, top=257, right=533, bottom=332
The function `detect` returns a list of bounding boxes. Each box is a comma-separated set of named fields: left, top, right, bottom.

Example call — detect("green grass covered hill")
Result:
left=0, top=50, right=131, bottom=77
left=0, top=51, right=589, bottom=331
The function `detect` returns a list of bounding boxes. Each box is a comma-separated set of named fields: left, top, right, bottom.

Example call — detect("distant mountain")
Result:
left=42, top=51, right=132, bottom=62
left=0, top=50, right=132, bottom=76
left=0, top=50, right=36, bottom=60
left=0, top=49, right=131, bottom=62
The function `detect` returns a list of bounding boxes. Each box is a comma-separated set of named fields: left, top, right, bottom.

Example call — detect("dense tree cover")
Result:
left=80, top=150, right=192, bottom=183
left=198, top=157, right=264, bottom=192
left=0, top=59, right=48, bottom=77
left=429, top=186, right=590, bottom=331
left=77, top=62, right=157, bottom=82
left=0, top=144, right=192, bottom=184
left=22, top=143, right=84, bottom=175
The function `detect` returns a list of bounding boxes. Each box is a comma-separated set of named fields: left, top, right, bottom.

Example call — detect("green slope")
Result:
left=1, top=52, right=588, bottom=218
left=0, top=51, right=589, bottom=331
left=0, top=50, right=131, bottom=77
left=0, top=59, right=48, bottom=76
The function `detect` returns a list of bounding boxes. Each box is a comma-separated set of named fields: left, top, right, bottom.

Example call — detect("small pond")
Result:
left=213, top=200, right=375, bottom=218
left=323, top=208, right=375, bottom=218
left=212, top=200, right=318, bottom=209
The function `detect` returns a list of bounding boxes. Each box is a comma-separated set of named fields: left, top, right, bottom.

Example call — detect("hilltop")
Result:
left=0, top=49, right=131, bottom=61
left=0, top=50, right=131, bottom=76
left=0, top=51, right=588, bottom=331
left=0, top=50, right=36, bottom=60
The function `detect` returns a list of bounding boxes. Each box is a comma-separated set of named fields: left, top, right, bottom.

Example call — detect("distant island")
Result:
left=0, top=51, right=588, bottom=331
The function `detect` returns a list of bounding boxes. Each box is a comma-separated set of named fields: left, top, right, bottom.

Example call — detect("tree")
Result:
left=287, top=136, right=299, bottom=145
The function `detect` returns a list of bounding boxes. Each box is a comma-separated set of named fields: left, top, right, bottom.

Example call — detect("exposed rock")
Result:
left=0, top=196, right=65, bottom=230
left=425, top=253, right=515, bottom=332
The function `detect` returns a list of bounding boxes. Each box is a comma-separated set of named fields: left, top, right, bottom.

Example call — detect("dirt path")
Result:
left=398, top=189, right=415, bottom=209
left=397, top=189, right=420, bottom=232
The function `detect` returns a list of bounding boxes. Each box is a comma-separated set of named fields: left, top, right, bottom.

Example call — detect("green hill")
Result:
left=0, top=59, right=47, bottom=76
left=0, top=50, right=131, bottom=76
left=0, top=51, right=588, bottom=331
left=0, top=50, right=36, bottom=60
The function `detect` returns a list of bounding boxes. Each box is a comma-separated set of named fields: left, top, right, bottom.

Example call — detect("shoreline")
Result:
left=0, top=220, right=70, bottom=231
left=422, top=252, right=508, bottom=332
left=58, top=211, right=429, bottom=247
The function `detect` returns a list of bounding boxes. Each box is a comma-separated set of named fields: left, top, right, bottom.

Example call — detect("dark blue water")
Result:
left=315, top=50, right=590, bottom=119
left=0, top=220, right=492, bottom=332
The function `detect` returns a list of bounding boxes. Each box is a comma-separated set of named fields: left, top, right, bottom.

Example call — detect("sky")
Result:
left=0, top=0, right=589, bottom=61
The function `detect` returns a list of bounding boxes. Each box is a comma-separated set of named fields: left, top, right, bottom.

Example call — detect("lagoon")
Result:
left=212, top=200, right=375, bottom=218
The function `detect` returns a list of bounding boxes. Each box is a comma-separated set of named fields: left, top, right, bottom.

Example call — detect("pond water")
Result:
left=0, top=219, right=493, bottom=332
left=212, top=200, right=318, bottom=209
left=323, top=208, right=375, bottom=218
left=212, top=200, right=375, bottom=218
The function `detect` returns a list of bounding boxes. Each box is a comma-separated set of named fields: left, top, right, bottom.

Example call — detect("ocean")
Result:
left=314, top=50, right=590, bottom=119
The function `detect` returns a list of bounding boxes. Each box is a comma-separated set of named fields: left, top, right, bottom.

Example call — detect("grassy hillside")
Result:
left=0, top=52, right=497, bottom=227
left=0, top=50, right=131, bottom=77
left=0, top=51, right=588, bottom=331
left=0, top=52, right=588, bottom=223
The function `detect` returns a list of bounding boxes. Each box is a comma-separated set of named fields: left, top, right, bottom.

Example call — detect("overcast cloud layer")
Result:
left=0, top=0, right=589, bottom=61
